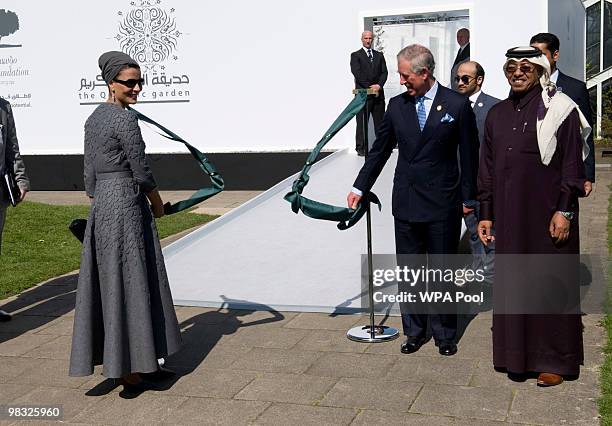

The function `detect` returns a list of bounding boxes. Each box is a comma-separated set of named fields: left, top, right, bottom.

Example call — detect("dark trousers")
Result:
left=355, top=95, right=385, bottom=153
left=394, top=212, right=461, bottom=343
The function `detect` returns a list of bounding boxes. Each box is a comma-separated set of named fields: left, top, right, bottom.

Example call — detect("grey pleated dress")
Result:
left=69, top=103, right=181, bottom=378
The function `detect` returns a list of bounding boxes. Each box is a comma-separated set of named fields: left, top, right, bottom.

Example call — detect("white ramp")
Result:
left=164, top=149, right=400, bottom=313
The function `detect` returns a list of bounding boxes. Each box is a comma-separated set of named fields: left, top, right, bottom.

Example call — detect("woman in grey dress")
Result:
left=69, top=51, right=181, bottom=391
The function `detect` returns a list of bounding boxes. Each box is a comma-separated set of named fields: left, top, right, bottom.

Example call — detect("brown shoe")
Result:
left=537, top=372, right=563, bottom=387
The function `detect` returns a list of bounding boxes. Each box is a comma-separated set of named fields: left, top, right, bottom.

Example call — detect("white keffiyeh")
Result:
left=505, top=49, right=591, bottom=165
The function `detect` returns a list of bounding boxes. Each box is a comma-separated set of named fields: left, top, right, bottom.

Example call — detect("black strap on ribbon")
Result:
left=128, top=107, right=224, bottom=215
left=284, top=90, right=381, bottom=230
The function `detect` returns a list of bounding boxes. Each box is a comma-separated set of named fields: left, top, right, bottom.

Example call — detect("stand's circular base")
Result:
left=347, top=325, right=400, bottom=343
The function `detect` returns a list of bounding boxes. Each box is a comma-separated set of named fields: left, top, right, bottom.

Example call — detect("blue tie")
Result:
left=416, top=96, right=427, bottom=130
left=367, top=49, right=373, bottom=63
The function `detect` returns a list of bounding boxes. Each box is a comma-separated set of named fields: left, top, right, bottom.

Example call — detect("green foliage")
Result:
left=0, top=201, right=216, bottom=299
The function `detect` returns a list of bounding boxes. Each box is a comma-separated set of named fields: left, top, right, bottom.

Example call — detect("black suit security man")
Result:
left=531, top=32, right=595, bottom=196
left=347, top=44, right=479, bottom=356
left=350, top=31, right=388, bottom=156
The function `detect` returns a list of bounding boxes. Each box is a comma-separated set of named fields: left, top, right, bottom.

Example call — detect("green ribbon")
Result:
left=128, top=107, right=224, bottom=215
left=284, top=90, right=381, bottom=230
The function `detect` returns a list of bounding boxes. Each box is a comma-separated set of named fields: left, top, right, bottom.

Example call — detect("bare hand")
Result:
left=347, top=192, right=362, bottom=209
left=584, top=181, right=593, bottom=197
left=463, top=205, right=474, bottom=216
left=152, top=204, right=165, bottom=219
left=549, top=212, right=570, bottom=243
left=477, top=220, right=494, bottom=246
left=19, top=189, right=28, bottom=202
left=369, top=84, right=381, bottom=92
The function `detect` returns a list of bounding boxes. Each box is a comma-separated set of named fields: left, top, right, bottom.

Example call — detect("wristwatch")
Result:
left=558, top=211, right=575, bottom=221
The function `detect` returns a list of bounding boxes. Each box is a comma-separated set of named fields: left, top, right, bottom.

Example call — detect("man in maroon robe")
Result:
left=477, top=46, right=590, bottom=386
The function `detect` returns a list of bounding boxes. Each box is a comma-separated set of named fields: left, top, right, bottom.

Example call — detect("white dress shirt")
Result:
left=550, top=69, right=559, bottom=85
left=469, top=89, right=481, bottom=108
left=351, top=81, right=439, bottom=197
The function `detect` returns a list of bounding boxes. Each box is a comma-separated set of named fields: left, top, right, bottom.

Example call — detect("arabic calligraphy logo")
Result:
left=115, top=0, right=181, bottom=72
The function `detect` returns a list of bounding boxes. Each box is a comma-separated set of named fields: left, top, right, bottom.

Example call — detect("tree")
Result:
left=0, top=10, right=19, bottom=42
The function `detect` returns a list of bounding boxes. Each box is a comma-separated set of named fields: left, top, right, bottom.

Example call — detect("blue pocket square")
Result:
left=441, top=113, right=454, bottom=123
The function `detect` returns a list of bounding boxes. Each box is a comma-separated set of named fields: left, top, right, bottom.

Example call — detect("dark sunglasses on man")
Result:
left=113, top=78, right=145, bottom=88
left=454, top=74, right=475, bottom=84
left=504, top=64, right=536, bottom=75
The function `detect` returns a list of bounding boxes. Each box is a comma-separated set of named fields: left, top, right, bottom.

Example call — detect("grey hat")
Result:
left=98, top=51, right=139, bottom=84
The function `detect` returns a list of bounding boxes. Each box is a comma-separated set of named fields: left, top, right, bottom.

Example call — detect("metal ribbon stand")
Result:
left=347, top=89, right=399, bottom=343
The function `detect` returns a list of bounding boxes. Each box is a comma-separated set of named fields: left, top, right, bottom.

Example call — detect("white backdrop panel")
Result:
left=0, top=0, right=582, bottom=155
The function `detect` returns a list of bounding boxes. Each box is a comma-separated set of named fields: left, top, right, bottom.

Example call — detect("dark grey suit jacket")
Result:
left=556, top=70, right=595, bottom=182
left=472, top=91, right=501, bottom=146
left=0, top=98, right=29, bottom=206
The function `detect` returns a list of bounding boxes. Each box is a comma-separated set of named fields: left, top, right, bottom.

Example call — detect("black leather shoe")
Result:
left=438, top=342, right=457, bottom=356
left=400, top=336, right=426, bottom=354
left=0, top=310, right=12, bottom=322
left=141, top=366, right=176, bottom=381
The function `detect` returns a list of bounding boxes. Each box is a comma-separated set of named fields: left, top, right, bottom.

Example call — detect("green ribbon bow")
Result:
left=128, top=107, right=225, bottom=215
left=284, top=91, right=381, bottom=230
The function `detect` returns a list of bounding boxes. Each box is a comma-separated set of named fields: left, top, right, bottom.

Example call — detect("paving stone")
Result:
left=320, top=377, right=422, bottom=411
left=72, top=393, right=187, bottom=425
left=0, top=333, right=57, bottom=356
left=10, top=386, right=99, bottom=421
left=231, top=348, right=322, bottom=374
left=6, top=358, right=90, bottom=389
left=164, top=368, right=257, bottom=398
left=254, top=403, right=357, bottom=425
left=13, top=296, right=75, bottom=317
left=468, top=361, right=535, bottom=391
left=161, top=397, right=269, bottom=425
left=234, top=372, right=336, bottom=404
left=22, top=335, right=71, bottom=360
left=388, top=356, right=477, bottom=386
left=283, top=313, right=361, bottom=330
left=410, top=384, right=513, bottom=421
left=306, top=352, right=397, bottom=378
left=221, top=326, right=310, bottom=349
left=174, top=307, right=233, bottom=324
left=167, top=342, right=253, bottom=371
left=295, top=330, right=369, bottom=353
left=0, top=383, right=39, bottom=403
left=365, top=338, right=439, bottom=357
left=351, top=410, right=504, bottom=425
left=32, top=316, right=74, bottom=336
left=0, top=315, right=58, bottom=334
left=0, top=356, right=43, bottom=381
left=508, top=388, right=599, bottom=425
left=454, top=335, right=493, bottom=360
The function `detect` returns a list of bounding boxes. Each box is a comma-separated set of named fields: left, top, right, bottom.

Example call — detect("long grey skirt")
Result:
left=69, top=174, right=182, bottom=378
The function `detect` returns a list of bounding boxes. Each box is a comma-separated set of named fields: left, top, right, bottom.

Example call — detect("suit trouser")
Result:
left=355, top=95, right=385, bottom=153
left=394, top=212, right=461, bottom=343
left=0, top=205, right=5, bottom=255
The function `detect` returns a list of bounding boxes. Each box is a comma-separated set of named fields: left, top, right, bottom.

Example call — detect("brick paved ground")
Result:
left=0, top=169, right=609, bottom=424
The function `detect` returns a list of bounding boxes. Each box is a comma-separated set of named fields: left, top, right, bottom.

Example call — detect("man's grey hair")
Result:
left=397, top=44, right=436, bottom=75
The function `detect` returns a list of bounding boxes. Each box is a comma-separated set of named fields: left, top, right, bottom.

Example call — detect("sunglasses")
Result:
left=113, top=78, right=145, bottom=88
left=504, top=64, right=536, bottom=74
left=454, top=75, right=475, bottom=84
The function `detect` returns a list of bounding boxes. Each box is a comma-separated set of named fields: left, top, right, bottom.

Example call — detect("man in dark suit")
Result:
left=531, top=32, right=595, bottom=195
left=347, top=44, right=479, bottom=356
left=0, top=98, right=30, bottom=322
left=455, top=61, right=500, bottom=285
left=450, top=28, right=470, bottom=91
left=455, top=61, right=501, bottom=146
left=350, top=31, right=388, bottom=156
